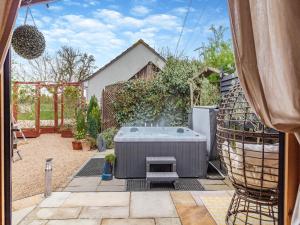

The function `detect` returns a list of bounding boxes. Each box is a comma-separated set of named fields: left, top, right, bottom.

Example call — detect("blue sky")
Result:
left=15, top=0, right=231, bottom=69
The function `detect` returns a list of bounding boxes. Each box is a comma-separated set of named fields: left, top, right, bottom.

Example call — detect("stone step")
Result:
left=146, top=156, right=176, bottom=165
left=146, top=172, right=179, bottom=182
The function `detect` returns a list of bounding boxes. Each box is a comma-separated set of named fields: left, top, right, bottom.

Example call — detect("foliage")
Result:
left=12, top=25, right=45, bottom=60
left=197, top=25, right=235, bottom=81
left=104, top=153, right=116, bottom=164
left=102, top=127, right=118, bottom=149
left=87, top=96, right=101, bottom=139
left=197, top=78, right=220, bottom=106
left=74, top=130, right=85, bottom=140
left=75, top=107, right=86, bottom=137
left=113, top=57, right=200, bottom=126
left=64, top=86, right=80, bottom=120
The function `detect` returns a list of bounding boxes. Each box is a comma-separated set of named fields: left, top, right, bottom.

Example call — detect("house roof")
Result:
left=84, top=39, right=166, bottom=81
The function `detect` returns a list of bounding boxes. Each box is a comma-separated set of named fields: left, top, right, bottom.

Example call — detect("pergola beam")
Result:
left=21, top=0, right=54, bottom=7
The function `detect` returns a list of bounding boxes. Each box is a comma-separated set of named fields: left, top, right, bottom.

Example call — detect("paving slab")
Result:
left=62, top=192, right=130, bottom=207
left=68, top=177, right=101, bottom=187
left=204, top=184, right=233, bottom=191
left=130, top=192, right=178, bottom=218
left=79, top=206, right=129, bottom=219
left=96, top=185, right=126, bottom=192
left=199, top=193, right=232, bottom=225
left=176, top=205, right=216, bottom=225
left=12, top=206, right=36, bottom=225
left=64, top=186, right=98, bottom=192
left=170, top=192, right=196, bottom=206
left=101, top=218, right=155, bottom=225
left=13, top=194, right=44, bottom=211
left=46, top=219, right=100, bottom=225
left=155, top=218, right=182, bottom=225
left=100, top=178, right=125, bottom=186
left=190, top=192, right=204, bottom=206
left=19, top=219, right=48, bottom=225
left=39, top=192, right=71, bottom=207
left=34, top=207, right=81, bottom=220
left=198, top=179, right=226, bottom=185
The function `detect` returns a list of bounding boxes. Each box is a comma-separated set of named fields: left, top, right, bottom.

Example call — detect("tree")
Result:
left=13, top=46, right=96, bottom=82
left=54, top=46, right=96, bottom=82
left=196, top=25, right=235, bottom=82
left=87, top=96, right=101, bottom=139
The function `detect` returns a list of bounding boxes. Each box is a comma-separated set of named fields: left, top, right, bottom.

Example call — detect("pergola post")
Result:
left=35, top=83, right=41, bottom=136
left=53, top=86, right=58, bottom=131
left=60, top=86, right=64, bottom=128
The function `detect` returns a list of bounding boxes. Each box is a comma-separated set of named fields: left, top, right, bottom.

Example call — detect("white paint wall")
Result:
left=87, top=44, right=165, bottom=101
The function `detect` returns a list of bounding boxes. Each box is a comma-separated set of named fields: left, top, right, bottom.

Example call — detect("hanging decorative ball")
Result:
left=11, top=25, right=46, bottom=60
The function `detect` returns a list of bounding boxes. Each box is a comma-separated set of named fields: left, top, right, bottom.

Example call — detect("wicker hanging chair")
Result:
left=217, top=82, right=279, bottom=224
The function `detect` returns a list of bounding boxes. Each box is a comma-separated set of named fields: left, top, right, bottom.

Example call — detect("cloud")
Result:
left=131, top=6, right=150, bottom=16
left=94, top=9, right=180, bottom=30
left=48, top=5, right=63, bottom=11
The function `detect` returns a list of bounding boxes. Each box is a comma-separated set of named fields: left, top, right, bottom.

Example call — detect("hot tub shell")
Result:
left=114, top=127, right=208, bottom=178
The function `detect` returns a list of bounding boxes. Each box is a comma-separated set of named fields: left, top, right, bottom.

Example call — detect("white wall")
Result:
left=87, top=44, right=165, bottom=102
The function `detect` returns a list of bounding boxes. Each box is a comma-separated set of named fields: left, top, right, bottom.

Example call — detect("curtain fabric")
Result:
left=0, top=0, right=21, bottom=69
left=227, top=0, right=300, bottom=143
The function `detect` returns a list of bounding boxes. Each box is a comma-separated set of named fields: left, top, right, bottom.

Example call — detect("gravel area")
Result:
left=12, top=134, right=95, bottom=201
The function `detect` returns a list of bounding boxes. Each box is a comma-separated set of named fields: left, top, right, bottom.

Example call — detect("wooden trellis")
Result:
left=188, top=67, right=220, bottom=107
left=101, top=82, right=125, bottom=130
left=12, top=81, right=84, bottom=138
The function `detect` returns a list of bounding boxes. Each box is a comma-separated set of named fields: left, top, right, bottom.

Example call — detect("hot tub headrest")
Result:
left=130, top=127, right=139, bottom=132
left=177, top=128, right=184, bottom=133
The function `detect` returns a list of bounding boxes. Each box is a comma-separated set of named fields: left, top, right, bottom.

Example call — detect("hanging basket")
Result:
left=12, top=24, right=46, bottom=60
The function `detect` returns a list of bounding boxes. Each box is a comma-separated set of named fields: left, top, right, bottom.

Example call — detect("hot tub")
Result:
left=114, top=127, right=207, bottom=178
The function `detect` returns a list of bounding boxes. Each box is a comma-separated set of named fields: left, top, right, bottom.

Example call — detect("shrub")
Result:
left=74, top=130, right=85, bottom=140
left=87, top=96, right=101, bottom=139
left=102, top=127, right=118, bottom=149
left=75, top=107, right=86, bottom=136
left=105, top=153, right=116, bottom=164
left=113, top=57, right=200, bottom=126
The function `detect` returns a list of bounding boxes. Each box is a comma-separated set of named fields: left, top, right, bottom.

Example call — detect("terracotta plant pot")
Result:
left=81, top=140, right=91, bottom=151
left=61, top=129, right=73, bottom=138
left=72, top=140, right=82, bottom=150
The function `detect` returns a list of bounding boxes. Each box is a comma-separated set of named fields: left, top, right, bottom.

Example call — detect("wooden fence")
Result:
left=220, top=73, right=238, bottom=95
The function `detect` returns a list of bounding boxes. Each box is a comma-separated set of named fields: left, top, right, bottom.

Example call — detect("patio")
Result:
left=13, top=190, right=233, bottom=225
left=12, top=134, right=95, bottom=201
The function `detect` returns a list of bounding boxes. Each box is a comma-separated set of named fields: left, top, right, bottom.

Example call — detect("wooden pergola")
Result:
left=188, top=67, right=220, bottom=107
left=12, top=81, right=84, bottom=137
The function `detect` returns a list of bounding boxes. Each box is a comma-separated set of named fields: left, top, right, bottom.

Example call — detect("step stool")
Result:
left=146, top=156, right=179, bottom=189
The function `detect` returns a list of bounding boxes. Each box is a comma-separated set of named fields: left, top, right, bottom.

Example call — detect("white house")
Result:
left=84, top=39, right=166, bottom=101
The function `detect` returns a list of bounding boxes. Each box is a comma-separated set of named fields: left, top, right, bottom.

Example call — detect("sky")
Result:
left=15, top=0, right=231, bottom=69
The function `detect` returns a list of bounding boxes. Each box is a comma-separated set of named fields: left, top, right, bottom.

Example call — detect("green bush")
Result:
left=102, top=127, right=118, bottom=149
left=87, top=96, right=101, bottom=139
left=113, top=57, right=200, bottom=126
left=75, top=107, right=86, bottom=136
left=104, top=153, right=116, bottom=164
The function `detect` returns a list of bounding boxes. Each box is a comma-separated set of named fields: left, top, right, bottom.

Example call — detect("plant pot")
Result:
left=61, top=129, right=73, bottom=138
left=102, top=161, right=113, bottom=180
left=72, top=140, right=82, bottom=150
left=81, top=139, right=91, bottom=151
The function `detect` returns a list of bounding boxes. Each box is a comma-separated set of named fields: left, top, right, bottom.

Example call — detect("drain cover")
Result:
left=126, top=178, right=204, bottom=191
left=76, top=158, right=104, bottom=177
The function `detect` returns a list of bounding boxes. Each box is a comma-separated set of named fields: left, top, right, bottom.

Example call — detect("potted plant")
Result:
left=72, top=131, right=84, bottom=150
left=81, top=138, right=91, bottom=151
left=60, top=124, right=74, bottom=138
left=102, top=153, right=116, bottom=180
